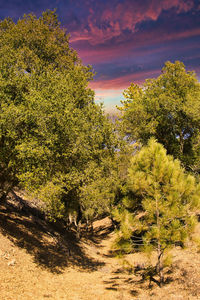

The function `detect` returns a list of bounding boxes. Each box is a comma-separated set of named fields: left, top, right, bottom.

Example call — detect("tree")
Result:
left=0, top=11, right=117, bottom=223
left=114, top=138, right=200, bottom=284
left=79, top=158, right=119, bottom=225
left=118, top=61, right=200, bottom=171
left=0, top=10, right=79, bottom=198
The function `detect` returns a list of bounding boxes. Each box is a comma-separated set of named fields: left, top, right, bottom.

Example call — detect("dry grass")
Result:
left=0, top=192, right=200, bottom=300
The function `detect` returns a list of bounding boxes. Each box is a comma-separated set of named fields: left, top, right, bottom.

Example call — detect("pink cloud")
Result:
left=70, top=0, right=195, bottom=46
left=133, top=27, right=200, bottom=48
left=89, top=68, right=160, bottom=90
left=72, top=27, right=200, bottom=64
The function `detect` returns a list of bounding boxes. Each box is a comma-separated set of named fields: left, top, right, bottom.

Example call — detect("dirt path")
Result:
left=0, top=192, right=200, bottom=300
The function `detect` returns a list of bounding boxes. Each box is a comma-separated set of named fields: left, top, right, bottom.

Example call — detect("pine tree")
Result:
left=114, top=138, right=200, bottom=284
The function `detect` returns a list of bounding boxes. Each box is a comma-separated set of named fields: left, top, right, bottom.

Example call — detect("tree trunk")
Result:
left=179, top=131, right=184, bottom=155
left=157, top=246, right=164, bottom=286
left=155, top=195, right=164, bottom=285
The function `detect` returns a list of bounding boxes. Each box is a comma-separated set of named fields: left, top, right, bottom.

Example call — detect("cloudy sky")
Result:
left=0, top=0, right=200, bottom=111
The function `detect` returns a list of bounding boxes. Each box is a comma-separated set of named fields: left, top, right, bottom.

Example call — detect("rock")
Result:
left=8, top=259, right=16, bottom=266
left=4, top=253, right=10, bottom=259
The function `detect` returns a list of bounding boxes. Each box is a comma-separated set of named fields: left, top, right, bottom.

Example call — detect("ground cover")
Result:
left=0, top=192, right=199, bottom=300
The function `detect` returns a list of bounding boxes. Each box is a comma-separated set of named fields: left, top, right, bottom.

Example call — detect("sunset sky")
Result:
left=0, top=0, right=200, bottom=111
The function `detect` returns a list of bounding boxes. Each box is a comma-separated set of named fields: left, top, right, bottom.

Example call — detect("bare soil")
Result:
left=0, top=191, right=200, bottom=300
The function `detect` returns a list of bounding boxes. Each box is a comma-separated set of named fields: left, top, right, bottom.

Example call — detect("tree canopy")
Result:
left=118, top=61, right=200, bottom=171
left=0, top=11, right=117, bottom=221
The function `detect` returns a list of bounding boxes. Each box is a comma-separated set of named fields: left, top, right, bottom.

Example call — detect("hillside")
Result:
left=0, top=192, right=200, bottom=300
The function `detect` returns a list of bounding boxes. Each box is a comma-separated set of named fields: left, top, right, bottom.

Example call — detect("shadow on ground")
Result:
left=103, top=265, right=174, bottom=297
left=82, top=224, right=114, bottom=248
left=0, top=192, right=105, bottom=274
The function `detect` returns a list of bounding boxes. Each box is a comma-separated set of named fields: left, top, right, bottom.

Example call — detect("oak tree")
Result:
left=0, top=11, right=117, bottom=222
left=119, top=61, right=200, bottom=171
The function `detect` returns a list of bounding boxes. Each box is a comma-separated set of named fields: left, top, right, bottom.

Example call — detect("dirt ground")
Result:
left=0, top=191, right=200, bottom=300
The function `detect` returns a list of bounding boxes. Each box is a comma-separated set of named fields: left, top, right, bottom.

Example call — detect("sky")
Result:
left=0, top=0, right=200, bottom=111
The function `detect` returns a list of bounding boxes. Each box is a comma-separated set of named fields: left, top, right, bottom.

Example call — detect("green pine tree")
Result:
left=114, top=138, right=200, bottom=284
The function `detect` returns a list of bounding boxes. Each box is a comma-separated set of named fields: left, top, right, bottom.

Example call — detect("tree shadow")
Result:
left=81, top=224, right=114, bottom=247
left=0, top=192, right=104, bottom=274
left=105, top=287, right=118, bottom=291
left=130, top=289, right=139, bottom=296
left=102, top=263, right=174, bottom=297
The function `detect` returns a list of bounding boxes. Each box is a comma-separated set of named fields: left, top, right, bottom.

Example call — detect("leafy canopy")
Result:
left=118, top=61, right=200, bottom=170
left=0, top=10, right=117, bottom=221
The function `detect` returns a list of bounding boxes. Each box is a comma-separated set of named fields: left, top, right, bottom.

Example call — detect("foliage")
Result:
left=114, top=138, right=200, bottom=283
left=118, top=61, right=200, bottom=171
left=0, top=11, right=117, bottom=221
left=78, top=158, right=117, bottom=221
